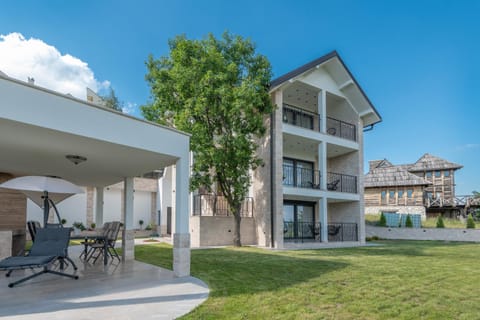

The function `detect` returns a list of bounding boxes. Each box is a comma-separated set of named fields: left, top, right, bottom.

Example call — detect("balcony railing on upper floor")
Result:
left=283, top=164, right=321, bottom=189
left=282, top=104, right=357, bottom=142
left=326, top=117, right=357, bottom=142
left=282, top=104, right=320, bottom=131
left=327, top=172, right=357, bottom=194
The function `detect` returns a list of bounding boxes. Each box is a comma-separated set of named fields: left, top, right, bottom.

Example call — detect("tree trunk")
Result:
left=233, top=203, right=242, bottom=247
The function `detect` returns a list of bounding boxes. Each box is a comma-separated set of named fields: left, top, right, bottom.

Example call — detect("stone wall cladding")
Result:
left=366, top=225, right=480, bottom=242
left=189, top=216, right=256, bottom=247
left=365, top=206, right=426, bottom=218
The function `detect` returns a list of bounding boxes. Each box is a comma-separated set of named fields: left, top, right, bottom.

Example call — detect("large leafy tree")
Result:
left=142, top=32, right=273, bottom=246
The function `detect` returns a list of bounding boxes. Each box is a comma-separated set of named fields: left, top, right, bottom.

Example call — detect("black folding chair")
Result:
left=0, top=228, right=79, bottom=287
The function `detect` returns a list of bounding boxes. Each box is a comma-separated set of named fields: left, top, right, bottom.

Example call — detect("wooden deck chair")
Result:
left=0, top=228, right=79, bottom=287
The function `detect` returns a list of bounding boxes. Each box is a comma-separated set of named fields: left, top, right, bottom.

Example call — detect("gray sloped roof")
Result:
left=365, top=165, right=431, bottom=188
left=408, top=153, right=463, bottom=171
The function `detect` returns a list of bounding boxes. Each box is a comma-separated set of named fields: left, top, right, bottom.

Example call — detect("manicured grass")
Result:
left=365, top=213, right=479, bottom=229
left=136, top=241, right=480, bottom=319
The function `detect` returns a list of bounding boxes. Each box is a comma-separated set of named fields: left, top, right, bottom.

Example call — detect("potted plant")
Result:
left=72, top=221, right=86, bottom=235
left=139, top=219, right=144, bottom=230
left=61, top=218, right=67, bottom=225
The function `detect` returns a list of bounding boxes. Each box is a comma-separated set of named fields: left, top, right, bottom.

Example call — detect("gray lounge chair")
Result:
left=0, top=228, right=79, bottom=287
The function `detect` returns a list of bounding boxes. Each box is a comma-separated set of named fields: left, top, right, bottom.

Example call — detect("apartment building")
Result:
left=168, top=51, right=382, bottom=248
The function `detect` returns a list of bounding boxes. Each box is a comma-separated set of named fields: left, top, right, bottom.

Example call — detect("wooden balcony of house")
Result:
left=282, top=104, right=357, bottom=142
left=192, top=194, right=254, bottom=217
left=426, top=195, right=480, bottom=208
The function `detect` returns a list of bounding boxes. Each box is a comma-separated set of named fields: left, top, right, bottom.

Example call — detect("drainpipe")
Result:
left=363, top=124, right=375, bottom=132
left=270, top=112, right=275, bottom=248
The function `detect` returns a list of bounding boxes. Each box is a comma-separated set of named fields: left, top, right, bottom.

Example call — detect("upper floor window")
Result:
left=389, top=191, right=395, bottom=199
left=381, top=190, right=386, bottom=199
left=398, top=190, right=404, bottom=198
left=407, top=189, right=413, bottom=198
left=435, top=171, right=441, bottom=178
left=444, top=170, right=450, bottom=177
left=426, top=171, right=432, bottom=178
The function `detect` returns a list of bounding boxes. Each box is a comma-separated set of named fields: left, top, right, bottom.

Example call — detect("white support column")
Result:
left=95, top=187, right=104, bottom=227
left=319, top=89, right=327, bottom=133
left=319, top=197, right=328, bottom=242
left=122, top=177, right=135, bottom=261
left=173, top=156, right=191, bottom=277
left=318, top=141, right=327, bottom=190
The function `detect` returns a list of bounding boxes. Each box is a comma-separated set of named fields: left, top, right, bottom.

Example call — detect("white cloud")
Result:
left=456, top=144, right=480, bottom=151
left=122, top=102, right=137, bottom=115
left=0, top=32, right=109, bottom=100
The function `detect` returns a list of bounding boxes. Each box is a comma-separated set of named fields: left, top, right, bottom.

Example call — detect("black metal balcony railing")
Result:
left=283, top=104, right=319, bottom=131
left=193, top=194, right=253, bottom=217
left=327, top=172, right=357, bottom=193
left=283, top=222, right=358, bottom=242
left=326, top=117, right=356, bottom=142
left=283, top=164, right=321, bottom=189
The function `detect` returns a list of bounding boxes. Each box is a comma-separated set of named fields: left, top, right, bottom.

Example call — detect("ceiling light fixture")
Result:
left=65, top=155, right=87, bottom=165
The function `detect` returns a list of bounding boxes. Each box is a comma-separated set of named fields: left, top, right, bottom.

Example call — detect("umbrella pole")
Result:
left=43, top=191, right=50, bottom=227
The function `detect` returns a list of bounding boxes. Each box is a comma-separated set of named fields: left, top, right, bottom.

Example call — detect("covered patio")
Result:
left=0, top=72, right=202, bottom=316
left=0, top=243, right=209, bottom=319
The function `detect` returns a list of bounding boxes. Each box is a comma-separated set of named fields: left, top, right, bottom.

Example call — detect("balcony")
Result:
left=326, top=117, right=356, bottom=142
left=282, top=104, right=357, bottom=142
left=193, top=194, right=253, bottom=217
left=283, top=104, right=319, bottom=131
left=283, top=164, right=321, bottom=189
left=283, top=221, right=358, bottom=242
left=327, top=172, right=357, bottom=193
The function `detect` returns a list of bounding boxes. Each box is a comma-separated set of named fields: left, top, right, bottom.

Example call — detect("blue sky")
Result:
left=1, top=0, right=479, bottom=194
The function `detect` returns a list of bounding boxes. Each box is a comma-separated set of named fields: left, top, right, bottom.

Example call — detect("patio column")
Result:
left=173, top=156, right=190, bottom=277
left=319, top=197, right=328, bottom=242
left=318, top=141, right=327, bottom=190
left=122, top=177, right=135, bottom=261
left=95, top=187, right=104, bottom=227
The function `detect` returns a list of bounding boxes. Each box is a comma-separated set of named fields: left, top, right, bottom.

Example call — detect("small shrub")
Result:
left=90, top=223, right=96, bottom=229
left=145, top=223, right=153, bottom=231
left=378, top=213, right=387, bottom=227
left=139, top=219, right=144, bottom=229
left=366, top=236, right=380, bottom=241
left=466, top=214, right=476, bottom=229
left=61, top=218, right=67, bottom=225
left=405, top=215, right=413, bottom=228
left=72, top=221, right=86, bottom=231
left=436, top=215, right=445, bottom=228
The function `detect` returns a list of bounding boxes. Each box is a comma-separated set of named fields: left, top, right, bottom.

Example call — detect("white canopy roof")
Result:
left=0, top=74, right=190, bottom=187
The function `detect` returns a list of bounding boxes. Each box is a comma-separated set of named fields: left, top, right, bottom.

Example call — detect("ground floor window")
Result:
left=283, top=201, right=316, bottom=239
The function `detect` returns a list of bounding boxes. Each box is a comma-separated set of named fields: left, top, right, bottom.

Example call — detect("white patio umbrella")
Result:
left=0, top=176, right=84, bottom=227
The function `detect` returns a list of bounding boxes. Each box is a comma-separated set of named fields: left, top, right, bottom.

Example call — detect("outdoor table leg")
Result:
left=104, top=238, right=108, bottom=266
left=83, top=237, right=88, bottom=260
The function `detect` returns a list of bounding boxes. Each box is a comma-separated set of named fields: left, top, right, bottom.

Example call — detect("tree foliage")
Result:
left=405, top=214, right=413, bottom=228
left=466, top=214, right=476, bottom=229
left=142, top=32, right=274, bottom=246
left=436, top=215, right=445, bottom=228
left=378, top=212, right=387, bottom=227
left=102, top=87, right=123, bottom=111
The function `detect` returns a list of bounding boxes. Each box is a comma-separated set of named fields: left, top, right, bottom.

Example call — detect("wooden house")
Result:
left=364, top=154, right=463, bottom=218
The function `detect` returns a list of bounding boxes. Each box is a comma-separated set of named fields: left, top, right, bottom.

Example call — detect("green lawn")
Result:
left=136, top=241, right=480, bottom=319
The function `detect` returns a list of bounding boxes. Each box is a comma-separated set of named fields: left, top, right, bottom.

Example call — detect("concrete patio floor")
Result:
left=0, top=244, right=209, bottom=320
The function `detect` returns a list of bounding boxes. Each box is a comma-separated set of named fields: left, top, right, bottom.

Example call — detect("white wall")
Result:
left=103, top=188, right=122, bottom=224
left=134, top=190, right=152, bottom=229
left=26, top=190, right=87, bottom=228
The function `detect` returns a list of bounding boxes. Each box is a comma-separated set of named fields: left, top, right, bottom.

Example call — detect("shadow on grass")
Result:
left=135, top=244, right=348, bottom=298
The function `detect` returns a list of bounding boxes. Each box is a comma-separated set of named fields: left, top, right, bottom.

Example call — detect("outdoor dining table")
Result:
left=71, top=233, right=109, bottom=266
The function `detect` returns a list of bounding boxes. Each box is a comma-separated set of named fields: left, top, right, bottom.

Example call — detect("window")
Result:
left=444, top=170, right=450, bottom=177
left=435, top=171, right=441, bottom=178
left=398, top=190, right=404, bottom=198
left=407, top=189, right=413, bottom=198
left=389, top=191, right=395, bottom=199
left=381, top=190, right=386, bottom=199
left=426, top=171, right=432, bottom=178
left=282, top=158, right=315, bottom=188
left=283, top=202, right=315, bottom=239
